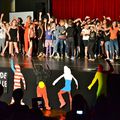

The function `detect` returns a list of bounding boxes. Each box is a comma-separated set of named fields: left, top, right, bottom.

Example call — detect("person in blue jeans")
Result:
left=57, top=19, right=66, bottom=58
left=109, top=21, right=119, bottom=61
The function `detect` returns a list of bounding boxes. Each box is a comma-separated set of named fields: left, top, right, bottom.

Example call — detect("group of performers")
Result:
left=0, top=13, right=120, bottom=62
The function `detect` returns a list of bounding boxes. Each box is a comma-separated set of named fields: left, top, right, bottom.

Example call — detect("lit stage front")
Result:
left=0, top=56, right=120, bottom=111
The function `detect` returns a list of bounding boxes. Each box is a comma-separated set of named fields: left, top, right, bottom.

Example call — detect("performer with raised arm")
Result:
left=88, top=59, right=114, bottom=97
left=10, top=59, right=26, bottom=104
left=52, top=66, right=78, bottom=109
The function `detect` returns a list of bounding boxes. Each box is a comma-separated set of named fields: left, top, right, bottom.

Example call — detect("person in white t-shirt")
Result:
left=81, top=24, right=90, bottom=58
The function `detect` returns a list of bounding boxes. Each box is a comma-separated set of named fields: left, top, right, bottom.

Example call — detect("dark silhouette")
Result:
left=66, top=94, right=90, bottom=120
left=8, top=89, right=30, bottom=120
left=0, top=84, right=9, bottom=120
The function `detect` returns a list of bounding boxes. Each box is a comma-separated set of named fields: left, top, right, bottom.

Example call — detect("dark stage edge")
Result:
left=0, top=56, right=120, bottom=111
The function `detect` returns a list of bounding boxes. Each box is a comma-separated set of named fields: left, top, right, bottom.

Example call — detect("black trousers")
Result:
left=66, top=37, right=74, bottom=56
left=88, top=40, right=95, bottom=59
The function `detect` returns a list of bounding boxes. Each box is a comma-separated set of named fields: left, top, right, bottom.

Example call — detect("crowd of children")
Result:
left=0, top=12, right=120, bottom=62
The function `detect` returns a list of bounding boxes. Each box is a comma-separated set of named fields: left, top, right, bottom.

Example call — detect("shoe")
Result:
left=26, top=54, right=31, bottom=58
left=90, top=59, right=95, bottom=61
left=1, top=53, right=4, bottom=56
left=110, top=59, right=114, bottom=62
left=105, top=57, right=110, bottom=60
left=71, top=56, right=74, bottom=60
left=115, top=55, right=119, bottom=60
left=85, top=56, right=88, bottom=59
left=65, top=53, right=69, bottom=59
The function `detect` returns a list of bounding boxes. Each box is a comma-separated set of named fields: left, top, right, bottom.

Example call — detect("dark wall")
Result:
left=16, top=0, right=47, bottom=11
left=0, top=0, right=51, bottom=21
left=0, top=0, right=11, bottom=21
left=15, top=0, right=51, bottom=19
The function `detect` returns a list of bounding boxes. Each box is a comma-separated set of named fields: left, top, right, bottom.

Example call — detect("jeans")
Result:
left=58, top=39, right=64, bottom=55
left=52, top=39, right=59, bottom=53
left=110, top=39, right=119, bottom=58
left=105, top=41, right=110, bottom=51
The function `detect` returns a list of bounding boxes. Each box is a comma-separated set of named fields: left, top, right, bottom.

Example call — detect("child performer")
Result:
left=10, top=59, right=26, bottom=104
left=52, top=66, right=78, bottom=109
left=44, top=22, right=53, bottom=57
left=88, top=59, right=114, bottom=97
left=37, top=81, right=51, bottom=110
left=26, top=23, right=36, bottom=57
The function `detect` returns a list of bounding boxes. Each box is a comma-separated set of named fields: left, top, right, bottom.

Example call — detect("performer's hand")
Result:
left=76, top=86, right=78, bottom=89
left=52, top=82, right=55, bottom=86
left=39, top=12, right=42, bottom=15
left=47, top=13, right=50, bottom=16
left=1, top=13, right=4, bottom=17
left=24, top=86, right=26, bottom=90
left=88, top=86, right=91, bottom=90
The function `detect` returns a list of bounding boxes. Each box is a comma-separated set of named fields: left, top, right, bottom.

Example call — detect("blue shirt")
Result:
left=45, top=30, right=52, bottom=40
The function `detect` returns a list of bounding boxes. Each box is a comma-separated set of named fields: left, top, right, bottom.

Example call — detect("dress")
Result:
left=9, top=28, right=17, bottom=42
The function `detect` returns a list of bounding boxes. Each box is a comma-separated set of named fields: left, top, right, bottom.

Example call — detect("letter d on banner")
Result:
left=0, top=72, right=8, bottom=93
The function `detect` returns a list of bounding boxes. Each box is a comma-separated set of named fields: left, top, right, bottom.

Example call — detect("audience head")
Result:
left=66, top=94, right=90, bottom=120
left=12, top=89, right=24, bottom=103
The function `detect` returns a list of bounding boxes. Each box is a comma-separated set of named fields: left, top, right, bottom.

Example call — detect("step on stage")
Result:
left=0, top=56, right=120, bottom=112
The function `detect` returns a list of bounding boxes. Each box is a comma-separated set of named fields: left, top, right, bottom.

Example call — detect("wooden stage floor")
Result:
left=0, top=55, right=120, bottom=74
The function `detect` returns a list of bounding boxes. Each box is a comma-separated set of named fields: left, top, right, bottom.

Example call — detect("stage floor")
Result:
left=1, top=55, right=120, bottom=112
left=1, top=55, right=120, bottom=74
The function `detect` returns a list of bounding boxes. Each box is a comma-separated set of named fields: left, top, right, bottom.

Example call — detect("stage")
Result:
left=0, top=55, right=120, bottom=112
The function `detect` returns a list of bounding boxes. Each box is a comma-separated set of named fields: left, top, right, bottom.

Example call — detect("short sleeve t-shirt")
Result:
left=110, top=27, right=119, bottom=40
left=82, top=28, right=90, bottom=40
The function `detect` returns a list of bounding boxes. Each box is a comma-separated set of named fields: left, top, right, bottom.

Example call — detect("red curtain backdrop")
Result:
left=52, top=0, right=120, bottom=20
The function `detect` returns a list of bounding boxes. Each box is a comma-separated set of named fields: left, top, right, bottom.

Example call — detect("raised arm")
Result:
left=47, top=13, right=51, bottom=24
left=0, top=13, right=4, bottom=22
left=10, top=59, right=15, bottom=73
left=73, top=18, right=82, bottom=23
left=52, top=74, right=64, bottom=86
left=39, top=12, right=42, bottom=21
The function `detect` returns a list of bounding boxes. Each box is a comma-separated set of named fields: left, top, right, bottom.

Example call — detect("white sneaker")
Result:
left=116, top=55, right=119, bottom=59
left=21, top=100, right=25, bottom=105
left=110, top=59, right=114, bottom=62
left=71, top=56, right=74, bottom=60
left=105, top=58, right=110, bottom=60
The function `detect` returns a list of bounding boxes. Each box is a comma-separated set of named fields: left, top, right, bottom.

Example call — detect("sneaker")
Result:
left=65, top=53, right=69, bottom=59
left=71, top=56, right=74, bottom=60
left=110, top=59, right=114, bottom=62
left=1, top=53, right=4, bottom=57
left=105, top=58, right=110, bottom=60
left=116, top=55, right=119, bottom=60
left=90, top=59, right=95, bottom=61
